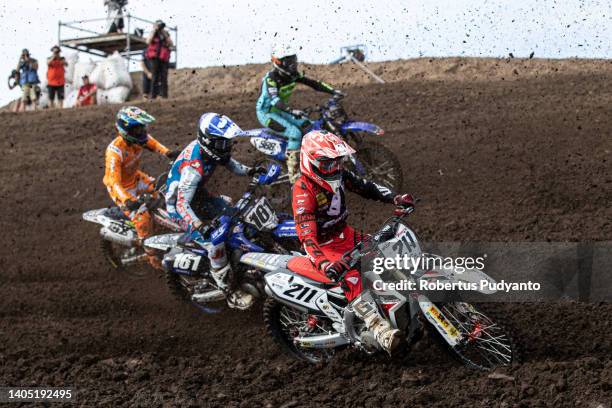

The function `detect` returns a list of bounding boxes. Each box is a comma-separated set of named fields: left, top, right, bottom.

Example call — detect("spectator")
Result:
left=141, top=51, right=155, bottom=100
left=47, top=46, right=67, bottom=109
left=16, top=49, right=40, bottom=112
left=8, top=69, right=23, bottom=113
left=75, top=75, right=97, bottom=107
left=105, top=0, right=127, bottom=33
left=145, top=20, right=172, bottom=99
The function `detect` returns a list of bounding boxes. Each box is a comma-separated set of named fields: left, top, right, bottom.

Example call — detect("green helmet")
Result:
left=116, top=106, right=155, bottom=145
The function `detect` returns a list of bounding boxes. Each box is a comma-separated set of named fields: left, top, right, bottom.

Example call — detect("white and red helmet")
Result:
left=299, top=130, right=356, bottom=193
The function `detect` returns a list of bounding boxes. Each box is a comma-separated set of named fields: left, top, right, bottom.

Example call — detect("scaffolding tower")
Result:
left=58, top=14, right=177, bottom=67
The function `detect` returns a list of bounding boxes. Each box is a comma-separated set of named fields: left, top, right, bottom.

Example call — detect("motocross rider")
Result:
left=165, top=112, right=263, bottom=310
left=256, top=48, right=343, bottom=183
left=292, top=130, right=415, bottom=353
left=103, top=106, right=179, bottom=268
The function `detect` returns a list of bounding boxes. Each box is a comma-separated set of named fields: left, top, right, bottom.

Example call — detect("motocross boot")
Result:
left=286, top=150, right=301, bottom=184
left=352, top=297, right=401, bottom=354
left=210, top=264, right=254, bottom=310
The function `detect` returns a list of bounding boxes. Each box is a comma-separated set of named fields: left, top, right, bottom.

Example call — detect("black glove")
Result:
left=124, top=198, right=140, bottom=211
left=290, top=109, right=306, bottom=119
left=247, top=165, right=267, bottom=177
left=322, top=260, right=350, bottom=281
left=393, top=194, right=415, bottom=215
left=166, top=150, right=180, bottom=160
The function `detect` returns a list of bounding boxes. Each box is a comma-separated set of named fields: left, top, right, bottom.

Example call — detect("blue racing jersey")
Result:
left=165, top=140, right=250, bottom=229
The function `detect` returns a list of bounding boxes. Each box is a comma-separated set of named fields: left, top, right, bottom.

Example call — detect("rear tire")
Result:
left=350, top=140, right=404, bottom=190
left=100, top=238, right=151, bottom=279
left=263, top=298, right=335, bottom=364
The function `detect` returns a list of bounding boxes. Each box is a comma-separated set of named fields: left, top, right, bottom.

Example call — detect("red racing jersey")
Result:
left=292, top=171, right=395, bottom=269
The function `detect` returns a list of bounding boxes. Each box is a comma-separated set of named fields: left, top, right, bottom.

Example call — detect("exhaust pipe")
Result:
left=293, top=333, right=350, bottom=349
left=192, top=289, right=225, bottom=303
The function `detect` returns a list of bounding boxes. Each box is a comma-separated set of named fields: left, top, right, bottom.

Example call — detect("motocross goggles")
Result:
left=273, top=54, right=298, bottom=77
left=314, top=157, right=345, bottom=176
left=124, top=123, right=148, bottom=145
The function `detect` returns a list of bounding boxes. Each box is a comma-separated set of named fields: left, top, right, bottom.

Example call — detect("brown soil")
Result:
left=0, top=59, right=611, bottom=407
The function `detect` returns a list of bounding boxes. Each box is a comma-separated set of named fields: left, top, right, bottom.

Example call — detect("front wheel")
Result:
left=349, top=140, right=404, bottom=190
left=431, top=302, right=519, bottom=370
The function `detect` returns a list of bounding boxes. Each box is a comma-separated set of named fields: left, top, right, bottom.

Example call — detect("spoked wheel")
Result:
left=350, top=140, right=404, bottom=190
left=100, top=239, right=152, bottom=279
left=263, top=298, right=335, bottom=363
left=437, top=302, right=518, bottom=370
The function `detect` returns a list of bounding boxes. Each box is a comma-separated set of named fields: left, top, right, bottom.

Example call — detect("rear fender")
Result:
left=84, top=208, right=137, bottom=245
left=143, top=233, right=183, bottom=251
left=264, top=270, right=343, bottom=323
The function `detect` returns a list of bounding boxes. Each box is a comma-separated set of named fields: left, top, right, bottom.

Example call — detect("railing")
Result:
left=58, top=14, right=178, bottom=68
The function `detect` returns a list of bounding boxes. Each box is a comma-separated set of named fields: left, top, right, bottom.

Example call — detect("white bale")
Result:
left=102, top=52, right=132, bottom=89
left=97, top=86, right=130, bottom=105
left=38, top=91, right=49, bottom=108
left=72, top=58, right=96, bottom=88
left=64, top=53, right=79, bottom=84
left=89, top=63, right=106, bottom=89
left=63, top=89, right=79, bottom=108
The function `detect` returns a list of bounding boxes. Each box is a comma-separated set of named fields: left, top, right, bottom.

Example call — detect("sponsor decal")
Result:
left=428, top=305, right=459, bottom=338
left=296, top=207, right=305, bottom=214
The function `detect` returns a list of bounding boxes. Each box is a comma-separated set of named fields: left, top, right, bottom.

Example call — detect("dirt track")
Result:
left=1, top=64, right=611, bottom=406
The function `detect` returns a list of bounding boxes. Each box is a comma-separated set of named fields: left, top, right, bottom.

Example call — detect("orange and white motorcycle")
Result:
left=240, top=206, right=518, bottom=369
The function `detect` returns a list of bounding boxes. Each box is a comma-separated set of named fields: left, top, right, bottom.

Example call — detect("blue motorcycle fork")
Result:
left=349, top=154, right=366, bottom=176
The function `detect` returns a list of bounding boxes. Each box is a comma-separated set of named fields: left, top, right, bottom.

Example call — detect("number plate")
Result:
left=107, top=221, right=131, bottom=236
left=173, top=253, right=203, bottom=272
left=378, top=223, right=421, bottom=259
left=252, top=137, right=282, bottom=156
left=243, top=197, right=279, bottom=231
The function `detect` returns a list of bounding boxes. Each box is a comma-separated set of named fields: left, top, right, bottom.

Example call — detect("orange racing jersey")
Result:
left=103, top=134, right=169, bottom=203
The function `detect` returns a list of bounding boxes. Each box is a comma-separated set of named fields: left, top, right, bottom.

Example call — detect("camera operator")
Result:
left=8, top=70, right=23, bottom=113
left=145, top=20, right=173, bottom=99
left=47, top=46, right=67, bottom=109
left=104, top=0, right=127, bottom=33
left=16, top=49, right=40, bottom=112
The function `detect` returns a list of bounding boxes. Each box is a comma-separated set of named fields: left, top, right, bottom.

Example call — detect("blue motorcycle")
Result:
left=143, top=164, right=300, bottom=306
left=243, top=95, right=403, bottom=190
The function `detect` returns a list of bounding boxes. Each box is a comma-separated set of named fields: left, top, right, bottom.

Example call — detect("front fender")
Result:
left=341, top=121, right=384, bottom=136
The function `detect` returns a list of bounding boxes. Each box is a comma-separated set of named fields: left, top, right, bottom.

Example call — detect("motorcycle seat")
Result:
left=287, top=256, right=334, bottom=284
left=177, top=233, right=199, bottom=248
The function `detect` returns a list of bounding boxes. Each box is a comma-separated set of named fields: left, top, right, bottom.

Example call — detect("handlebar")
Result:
left=300, top=94, right=345, bottom=118
left=337, top=200, right=419, bottom=276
